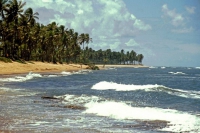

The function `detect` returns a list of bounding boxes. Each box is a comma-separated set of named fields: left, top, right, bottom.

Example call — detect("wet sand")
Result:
left=96, top=64, right=148, bottom=68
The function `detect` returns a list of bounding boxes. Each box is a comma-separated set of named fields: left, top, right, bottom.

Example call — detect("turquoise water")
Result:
left=0, top=67, right=200, bottom=132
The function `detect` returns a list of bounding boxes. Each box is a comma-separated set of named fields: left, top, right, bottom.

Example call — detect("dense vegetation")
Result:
left=0, top=0, right=144, bottom=65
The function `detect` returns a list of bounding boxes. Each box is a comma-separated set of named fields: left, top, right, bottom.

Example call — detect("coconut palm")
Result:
left=24, top=7, right=39, bottom=27
left=137, top=54, right=144, bottom=65
left=0, top=0, right=8, bottom=20
left=6, top=0, right=26, bottom=23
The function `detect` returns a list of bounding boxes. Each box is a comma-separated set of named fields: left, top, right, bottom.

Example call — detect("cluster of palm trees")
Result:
left=0, top=0, right=92, bottom=63
left=0, top=0, right=144, bottom=65
left=85, top=48, right=144, bottom=65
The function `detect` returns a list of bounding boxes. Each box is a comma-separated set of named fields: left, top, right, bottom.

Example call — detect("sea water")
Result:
left=0, top=67, right=200, bottom=133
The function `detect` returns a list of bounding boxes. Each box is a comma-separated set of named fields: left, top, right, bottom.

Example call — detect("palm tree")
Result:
left=6, top=0, right=26, bottom=23
left=0, top=0, right=8, bottom=20
left=137, top=54, right=144, bottom=65
left=130, top=50, right=136, bottom=65
left=120, top=49, right=125, bottom=64
left=5, top=0, right=26, bottom=59
left=24, top=7, right=39, bottom=27
left=0, top=0, right=9, bottom=57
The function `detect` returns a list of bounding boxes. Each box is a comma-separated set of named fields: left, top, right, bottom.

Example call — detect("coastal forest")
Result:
left=0, top=0, right=144, bottom=65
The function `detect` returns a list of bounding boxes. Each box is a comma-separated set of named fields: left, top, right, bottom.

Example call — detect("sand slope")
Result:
left=0, top=61, right=88, bottom=75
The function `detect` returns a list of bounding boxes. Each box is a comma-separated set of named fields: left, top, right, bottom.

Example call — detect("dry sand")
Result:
left=0, top=61, right=89, bottom=75
left=0, top=61, right=148, bottom=75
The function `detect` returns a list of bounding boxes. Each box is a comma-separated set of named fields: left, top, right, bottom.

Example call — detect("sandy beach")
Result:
left=0, top=61, right=147, bottom=75
left=0, top=61, right=90, bottom=75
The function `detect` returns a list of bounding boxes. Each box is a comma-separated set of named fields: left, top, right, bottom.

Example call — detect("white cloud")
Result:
left=23, top=0, right=151, bottom=33
left=42, top=0, right=51, bottom=2
left=185, top=6, right=196, bottom=14
left=162, top=4, right=184, bottom=27
left=125, top=39, right=139, bottom=47
left=77, top=9, right=84, bottom=15
left=161, top=4, right=194, bottom=34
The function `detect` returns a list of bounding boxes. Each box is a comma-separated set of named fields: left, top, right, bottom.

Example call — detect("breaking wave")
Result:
left=84, top=101, right=200, bottom=132
left=168, top=72, right=186, bottom=75
left=0, top=70, right=92, bottom=82
left=0, top=72, right=42, bottom=82
left=61, top=71, right=72, bottom=75
left=54, top=93, right=200, bottom=132
left=91, top=81, right=200, bottom=99
left=149, top=66, right=157, bottom=69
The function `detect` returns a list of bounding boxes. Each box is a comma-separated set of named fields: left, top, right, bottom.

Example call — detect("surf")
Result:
left=91, top=81, right=200, bottom=99
left=53, top=93, right=200, bottom=132
left=83, top=100, right=200, bottom=132
left=0, top=72, right=42, bottom=82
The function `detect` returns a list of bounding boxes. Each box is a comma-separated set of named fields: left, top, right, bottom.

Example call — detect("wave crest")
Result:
left=0, top=72, right=42, bottom=82
left=91, top=81, right=200, bottom=99
left=84, top=101, right=200, bottom=132
left=168, top=72, right=186, bottom=75
left=91, top=81, right=161, bottom=91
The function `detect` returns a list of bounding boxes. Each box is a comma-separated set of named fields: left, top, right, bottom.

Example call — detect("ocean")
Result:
left=0, top=67, right=200, bottom=133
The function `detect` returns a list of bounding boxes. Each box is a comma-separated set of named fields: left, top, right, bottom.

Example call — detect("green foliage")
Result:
left=15, top=59, right=26, bottom=64
left=87, top=63, right=100, bottom=70
left=0, top=57, right=12, bottom=63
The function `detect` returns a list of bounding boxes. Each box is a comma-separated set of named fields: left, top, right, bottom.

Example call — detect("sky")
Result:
left=22, top=0, right=200, bottom=67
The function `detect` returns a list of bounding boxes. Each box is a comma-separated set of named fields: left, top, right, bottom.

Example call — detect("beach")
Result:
left=0, top=61, right=147, bottom=75
left=0, top=61, right=90, bottom=75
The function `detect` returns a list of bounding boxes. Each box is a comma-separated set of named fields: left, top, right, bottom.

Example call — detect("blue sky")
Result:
left=22, top=0, right=200, bottom=67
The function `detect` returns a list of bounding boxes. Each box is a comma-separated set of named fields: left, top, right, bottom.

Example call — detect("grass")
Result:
left=15, top=59, right=26, bottom=64
left=0, top=57, right=12, bottom=63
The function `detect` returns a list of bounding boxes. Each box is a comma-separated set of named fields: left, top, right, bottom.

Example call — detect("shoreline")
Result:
left=96, top=64, right=148, bottom=68
left=0, top=61, right=148, bottom=75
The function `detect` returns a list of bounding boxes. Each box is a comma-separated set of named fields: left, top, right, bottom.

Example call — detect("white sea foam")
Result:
left=0, top=72, right=42, bottom=82
left=84, top=101, right=200, bottom=132
left=47, top=75, right=58, bottom=77
left=54, top=94, right=104, bottom=105
left=61, top=71, right=72, bottom=75
left=168, top=72, right=186, bottom=75
left=161, top=67, right=166, bottom=69
left=149, top=66, right=157, bottom=69
left=91, top=81, right=161, bottom=91
left=53, top=93, right=200, bottom=132
left=196, top=67, right=200, bottom=69
left=107, top=67, right=117, bottom=70
left=91, top=81, right=200, bottom=99
left=0, top=87, right=11, bottom=91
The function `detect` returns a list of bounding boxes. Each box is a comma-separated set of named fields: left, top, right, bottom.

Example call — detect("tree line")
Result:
left=0, top=0, right=144, bottom=65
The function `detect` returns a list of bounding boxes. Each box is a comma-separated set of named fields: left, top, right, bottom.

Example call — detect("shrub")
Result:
left=87, top=63, right=100, bottom=70
left=0, top=57, right=12, bottom=63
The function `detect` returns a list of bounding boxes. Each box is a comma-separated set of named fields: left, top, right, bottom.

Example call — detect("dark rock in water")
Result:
left=136, top=120, right=170, bottom=130
left=47, top=104, right=86, bottom=110
left=64, top=105, right=86, bottom=110
left=41, top=96, right=85, bottom=110
left=113, top=120, right=170, bottom=131
left=41, top=96, right=59, bottom=100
